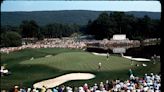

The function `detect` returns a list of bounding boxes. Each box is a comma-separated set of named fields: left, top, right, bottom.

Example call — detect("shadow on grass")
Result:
left=0, top=64, right=66, bottom=90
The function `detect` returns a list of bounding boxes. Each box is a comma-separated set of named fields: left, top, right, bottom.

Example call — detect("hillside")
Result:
left=1, top=10, right=161, bottom=26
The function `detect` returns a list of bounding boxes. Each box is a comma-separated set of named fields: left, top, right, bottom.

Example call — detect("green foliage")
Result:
left=1, top=31, right=22, bottom=47
left=1, top=11, right=160, bottom=42
left=43, top=23, right=79, bottom=38
left=86, top=12, right=160, bottom=40
left=20, top=20, right=39, bottom=38
left=1, top=25, right=21, bottom=34
left=1, top=11, right=160, bottom=26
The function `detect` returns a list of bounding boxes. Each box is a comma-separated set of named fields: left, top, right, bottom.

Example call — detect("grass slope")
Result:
left=0, top=48, right=160, bottom=90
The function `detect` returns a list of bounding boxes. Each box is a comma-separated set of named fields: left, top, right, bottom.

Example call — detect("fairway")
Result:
left=0, top=48, right=160, bottom=90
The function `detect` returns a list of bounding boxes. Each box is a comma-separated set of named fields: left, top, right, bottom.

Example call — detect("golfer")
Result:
left=107, top=52, right=109, bottom=60
left=98, top=62, right=102, bottom=71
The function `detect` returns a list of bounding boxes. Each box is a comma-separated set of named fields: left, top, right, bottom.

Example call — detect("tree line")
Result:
left=1, top=21, right=80, bottom=47
left=85, top=12, right=160, bottom=40
left=1, top=12, right=160, bottom=47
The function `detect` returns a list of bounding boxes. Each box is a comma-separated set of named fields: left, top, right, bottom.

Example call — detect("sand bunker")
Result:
left=93, top=52, right=150, bottom=61
left=92, top=52, right=108, bottom=56
left=33, top=73, right=95, bottom=89
left=122, top=55, right=150, bottom=61
left=45, top=55, right=53, bottom=58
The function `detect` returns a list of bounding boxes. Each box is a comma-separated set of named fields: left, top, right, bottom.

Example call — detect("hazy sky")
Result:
left=1, top=1, right=161, bottom=12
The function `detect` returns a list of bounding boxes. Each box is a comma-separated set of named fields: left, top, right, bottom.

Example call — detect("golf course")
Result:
left=0, top=48, right=160, bottom=90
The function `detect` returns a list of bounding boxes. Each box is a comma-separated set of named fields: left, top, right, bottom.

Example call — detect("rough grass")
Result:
left=0, top=48, right=160, bottom=90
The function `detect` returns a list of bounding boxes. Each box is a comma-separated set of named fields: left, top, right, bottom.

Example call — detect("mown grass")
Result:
left=0, top=48, right=160, bottom=90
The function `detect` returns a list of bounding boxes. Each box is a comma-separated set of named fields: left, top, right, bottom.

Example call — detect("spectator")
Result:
left=52, top=87, right=58, bottom=92
left=99, top=82, right=104, bottom=91
left=128, top=69, right=133, bottom=76
left=41, top=85, right=47, bottom=92
left=4, top=73, right=161, bottom=92
left=46, top=88, right=53, bottom=92
left=73, top=87, right=78, bottom=92
left=83, top=83, right=88, bottom=92
left=93, top=83, right=98, bottom=92
left=104, top=80, right=109, bottom=91
left=14, top=86, right=19, bottom=92
left=79, top=87, right=85, bottom=92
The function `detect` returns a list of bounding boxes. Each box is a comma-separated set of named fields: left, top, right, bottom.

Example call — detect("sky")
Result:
left=1, top=1, right=161, bottom=12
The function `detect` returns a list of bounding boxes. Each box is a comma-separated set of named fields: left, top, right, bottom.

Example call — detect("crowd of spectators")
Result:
left=0, top=37, right=142, bottom=54
left=1, top=73, right=161, bottom=92
left=0, top=38, right=87, bottom=53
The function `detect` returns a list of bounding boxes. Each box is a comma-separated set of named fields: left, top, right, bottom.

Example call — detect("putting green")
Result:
left=21, top=52, right=141, bottom=71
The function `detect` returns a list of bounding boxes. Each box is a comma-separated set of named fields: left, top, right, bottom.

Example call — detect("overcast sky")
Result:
left=1, top=1, right=161, bottom=12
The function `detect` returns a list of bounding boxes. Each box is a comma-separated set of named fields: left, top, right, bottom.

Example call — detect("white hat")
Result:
left=106, top=80, right=109, bottom=83
left=14, top=86, right=19, bottom=88
left=79, top=87, right=83, bottom=90
left=84, top=83, right=88, bottom=86
left=66, top=87, right=70, bottom=90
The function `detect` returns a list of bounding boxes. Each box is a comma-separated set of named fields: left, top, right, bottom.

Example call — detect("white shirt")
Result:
left=3, top=69, right=8, bottom=74
left=99, top=63, right=101, bottom=66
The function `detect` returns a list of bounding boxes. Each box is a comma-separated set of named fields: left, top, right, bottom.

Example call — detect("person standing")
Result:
left=107, top=52, right=109, bottom=60
left=14, top=86, right=19, bottom=92
left=128, top=69, right=133, bottom=76
left=153, top=54, right=157, bottom=64
left=98, top=62, right=102, bottom=71
left=41, top=85, right=47, bottom=92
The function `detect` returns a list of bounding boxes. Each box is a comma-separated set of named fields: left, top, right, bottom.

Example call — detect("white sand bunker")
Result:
left=45, top=55, right=53, bottom=58
left=92, top=52, right=108, bottom=56
left=121, top=54, right=150, bottom=61
left=33, top=73, right=95, bottom=89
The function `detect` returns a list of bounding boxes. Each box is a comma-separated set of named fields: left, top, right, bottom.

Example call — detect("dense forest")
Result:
left=86, top=12, right=160, bottom=40
left=1, top=10, right=160, bottom=26
left=1, top=11, right=160, bottom=47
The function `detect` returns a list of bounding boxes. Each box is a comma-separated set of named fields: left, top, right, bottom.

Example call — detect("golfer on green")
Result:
left=98, top=62, right=102, bottom=71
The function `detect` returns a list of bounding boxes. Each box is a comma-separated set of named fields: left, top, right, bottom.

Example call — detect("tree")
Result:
left=20, top=20, right=39, bottom=38
left=43, top=23, right=80, bottom=38
left=110, top=12, right=126, bottom=33
left=1, top=31, right=22, bottom=47
left=86, top=11, right=160, bottom=40
left=87, top=12, right=111, bottom=39
left=36, top=28, right=44, bottom=40
left=1, top=25, right=21, bottom=34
